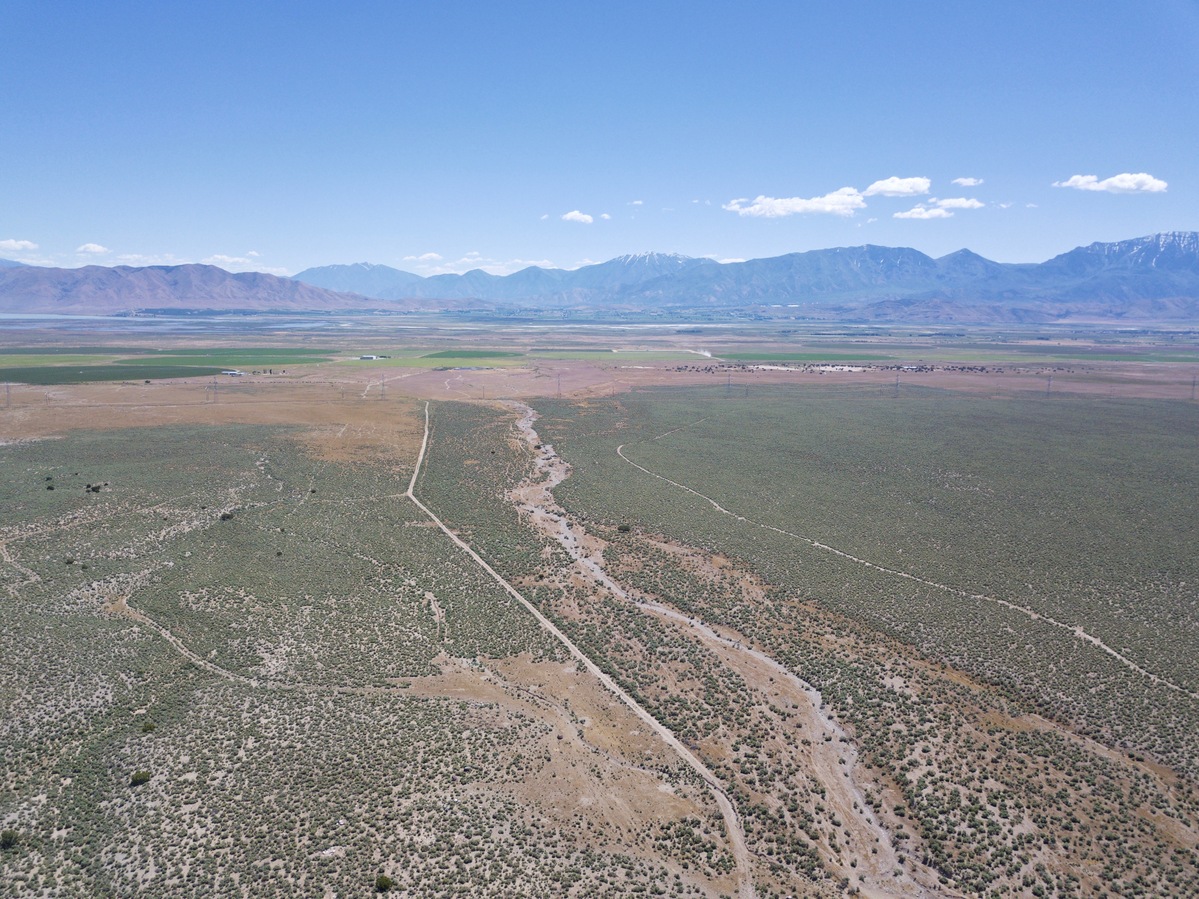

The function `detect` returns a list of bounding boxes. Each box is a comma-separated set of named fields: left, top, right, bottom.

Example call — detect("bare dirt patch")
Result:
left=0, top=378, right=424, bottom=468
left=402, top=653, right=741, bottom=895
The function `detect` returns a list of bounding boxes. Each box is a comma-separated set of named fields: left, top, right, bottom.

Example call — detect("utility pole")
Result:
left=1047, top=374, right=1053, bottom=395
left=4, top=381, right=9, bottom=409
left=380, top=374, right=386, bottom=401
left=557, top=373, right=561, bottom=397
left=1192, top=372, right=1196, bottom=401
left=894, top=371, right=900, bottom=398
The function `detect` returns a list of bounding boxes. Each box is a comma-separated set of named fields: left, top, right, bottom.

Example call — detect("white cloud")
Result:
left=952, top=177, right=984, bottom=187
left=200, top=254, right=288, bottom=275
left=723, top=186, right=866, bottom=218
left=894, top=205, right=953, bottom=220
left=204, top=254, right=254, bottom=267
left=1053, top=172, right=1167, bottom=193
left=863, top=176, right=931, bottom=197
left=247, top=250, right=260, bottom=257
left=893, top=197, right=984, bottom=220
left=540, top=213, right=549, bottom=220
left=935, top=197, right=985, bottom=209
left=561, top=210, right=594, bottom=224
left=410, top=253, right=556, bottom=276
left=600, top=213, right=611, bottom=220
left=75, top=243, right=110, bottom=255
left=116, top=253, right=187, bottom=266
left=629, top=200, right=643, bottom=206
left=0, top=239, right=38, bottom=253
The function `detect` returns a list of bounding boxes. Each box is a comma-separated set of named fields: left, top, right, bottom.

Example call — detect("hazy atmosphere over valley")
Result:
left=2, top=3, right=1198, bottom=899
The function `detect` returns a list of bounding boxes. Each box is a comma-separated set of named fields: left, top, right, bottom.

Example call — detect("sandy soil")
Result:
left=402, top=653, right=740, bottom=892
left=0, top=378, right=425, bottom=466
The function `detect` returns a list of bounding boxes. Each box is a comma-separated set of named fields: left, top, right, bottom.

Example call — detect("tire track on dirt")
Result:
left=615, top=440, right=1199, bottom=703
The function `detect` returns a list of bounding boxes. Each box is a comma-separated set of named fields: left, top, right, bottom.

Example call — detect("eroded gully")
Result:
left=504, top=402, right=945, bottom=899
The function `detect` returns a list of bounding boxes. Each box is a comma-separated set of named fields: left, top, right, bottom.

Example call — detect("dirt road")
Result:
left=408, top=402, right=757, bottom=899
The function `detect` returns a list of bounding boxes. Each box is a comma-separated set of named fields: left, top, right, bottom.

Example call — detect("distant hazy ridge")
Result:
left=3, top=233, right=1198, bottom=322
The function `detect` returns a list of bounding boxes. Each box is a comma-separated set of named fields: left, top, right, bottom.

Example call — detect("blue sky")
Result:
left=2, top=1, right=1196, bottom=275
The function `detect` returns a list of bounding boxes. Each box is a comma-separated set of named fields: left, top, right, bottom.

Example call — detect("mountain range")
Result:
left=2, top=232, right=1198, bottom=323
left=292, top=233, right=1199, bottom=322
left=0, top=263, right=368, bottom=315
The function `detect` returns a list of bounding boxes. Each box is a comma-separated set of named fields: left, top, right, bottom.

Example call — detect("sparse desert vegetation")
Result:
left=2, top=328, right=1198, bottom=897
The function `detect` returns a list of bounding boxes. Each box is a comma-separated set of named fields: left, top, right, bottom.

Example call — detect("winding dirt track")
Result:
left=408, top=402, right=758, bottom=899
left=616, top=437, right=1199, bottom=703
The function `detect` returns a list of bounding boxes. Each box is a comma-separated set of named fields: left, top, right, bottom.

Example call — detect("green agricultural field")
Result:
left=421, top=349, right=524, bottom=359
left=111, top=349, right=332, bottom=368
left=0, top=354, right=120, bottom=367
left=0, top=364, right=227, bottom=385
left=343, top=349, right=528, bottom=369
left=529, top=348, right=697, bottom=361
left=0, top=347, right=334, bottom=384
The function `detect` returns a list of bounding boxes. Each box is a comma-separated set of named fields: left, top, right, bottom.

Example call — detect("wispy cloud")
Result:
left=561, top=210, right=594, bottom=224
left=893, top=196, right=984, bottom=219
left=0, top=238, right=38, bottom=253
left=894, top=205, right=953, bottom=220
left=204, top=254, right=255, bottom=267
left=934, top=197, right=985, bottom=209
left=407, top=252, right=557, bottom=276
left=952, top=177, right=984, bottom=187
left=600, top=213, right=611, bottom=220
left=116, top=253, right=187, bottom=266
left=863, top=176, right=931, bottom=197
left=628, top=200, right=644, bottom=206
left=723, top=187, right=865, bottom=218
left=75, top=243, right=109, bottom=255
left=1053, top=172, right=1167, bottom=193
left=200, top=253, right=289, bottom=275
